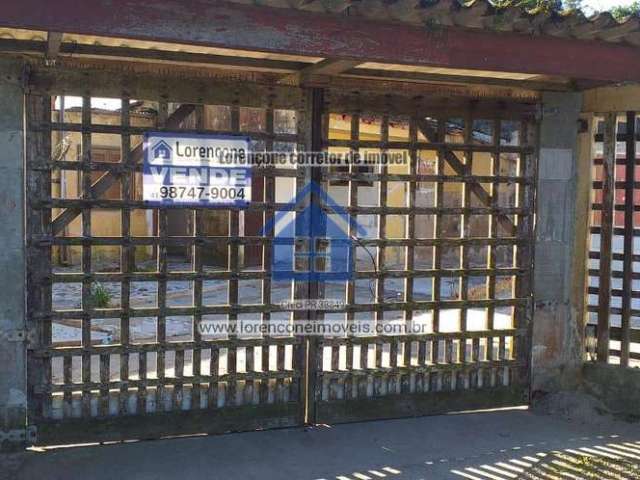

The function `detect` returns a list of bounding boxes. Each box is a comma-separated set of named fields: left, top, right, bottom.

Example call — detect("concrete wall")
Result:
left=0, top=59, right=27, bottom=450
left=582, top=363, right=640, bottom=419
left=532, top=91, right=588, bottom=394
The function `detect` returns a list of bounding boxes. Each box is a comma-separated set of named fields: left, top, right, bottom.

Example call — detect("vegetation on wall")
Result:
left=609, top=1, right=640, bottom=19
left=492, top=0, right=638, bottom=18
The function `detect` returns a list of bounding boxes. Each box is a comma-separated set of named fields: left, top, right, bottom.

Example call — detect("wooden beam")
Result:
left=311, top=77, right=541, bottom=105
left=45, top=32, right=63, bottom=64
left=0, top=39, right=307, bottom=72
left=63, top=42, right=306, bottom=72
left=0, top=38, right=553, bottom=94
left=279, top=59, right=363, bottom=85
left=1, top=0, right=640, bottom=82
left=342, top=68, right=573, bottom=92
left=51, top=104, right=196, bottom=236
left=303, top=59, right=363, bottom=76
left=596, top=112, right=616, bottom=363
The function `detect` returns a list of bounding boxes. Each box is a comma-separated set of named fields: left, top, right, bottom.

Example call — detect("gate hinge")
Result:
left=0, top=425, right=37, bottom=444
left=2, top=328, right=37, bottom=345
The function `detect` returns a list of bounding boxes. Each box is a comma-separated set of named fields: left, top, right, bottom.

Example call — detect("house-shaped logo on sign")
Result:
left=151, top=140, right=172, bottom=161
left=261, top=182, right=367, bottom=282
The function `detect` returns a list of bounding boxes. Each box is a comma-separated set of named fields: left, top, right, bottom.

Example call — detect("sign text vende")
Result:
left=143, top=132, right=252, bottom=206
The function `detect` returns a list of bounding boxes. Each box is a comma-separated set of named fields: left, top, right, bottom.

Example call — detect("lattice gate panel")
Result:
left=25, top=66, right=539, bottom=443
left=586, top=112, right=640, bottom=367
left=25, top=67, right=308, bottom=444
left=314, top=92, right=537, bottom=422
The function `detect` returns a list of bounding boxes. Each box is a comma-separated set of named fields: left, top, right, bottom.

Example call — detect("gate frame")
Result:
left=20, top=59, right=539, bottom=445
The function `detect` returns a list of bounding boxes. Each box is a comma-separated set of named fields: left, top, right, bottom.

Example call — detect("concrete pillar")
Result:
left=0, top=60, right=27, bottom=451
left=532, top=91, right=587, bottom=394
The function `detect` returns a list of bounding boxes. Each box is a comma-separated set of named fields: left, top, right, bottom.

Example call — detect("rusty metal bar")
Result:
left=597, top=113, right=616, bottom=363
left=26, top=93, right=53, bottom=424
left=119, top=95, right=132, bottom=414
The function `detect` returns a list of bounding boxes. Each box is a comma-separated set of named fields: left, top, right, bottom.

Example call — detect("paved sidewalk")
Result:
left=5, top=407, right=640, bottom=480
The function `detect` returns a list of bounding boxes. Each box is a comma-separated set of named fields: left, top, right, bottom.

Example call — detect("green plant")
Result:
left=90, top=282, right=112, bottom=309
left=611, top=1, right=640, bottom=20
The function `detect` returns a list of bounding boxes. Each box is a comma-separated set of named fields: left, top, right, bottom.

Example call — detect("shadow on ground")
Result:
left=3, top=407, right=640, bottom=480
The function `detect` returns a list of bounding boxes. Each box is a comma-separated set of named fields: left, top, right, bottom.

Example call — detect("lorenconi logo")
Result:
left=151, top=140, right=173, bottom=161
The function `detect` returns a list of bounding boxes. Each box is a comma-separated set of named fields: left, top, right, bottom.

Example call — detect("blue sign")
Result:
left=261, top=182, right=367, bottom=282
left=142, top=132, right=252, bottom=206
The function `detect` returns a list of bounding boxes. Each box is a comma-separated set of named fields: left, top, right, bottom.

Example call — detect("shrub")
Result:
left=90, top=282, right=112, bottom=309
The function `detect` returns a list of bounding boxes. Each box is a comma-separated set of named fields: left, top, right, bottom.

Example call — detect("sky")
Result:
left=582, top=0, right=637, bottom=13
left=55, top=96, right=123, bottom=111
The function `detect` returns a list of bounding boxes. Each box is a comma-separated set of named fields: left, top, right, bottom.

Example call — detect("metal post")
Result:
left=302, top=87, right=324, bottom=424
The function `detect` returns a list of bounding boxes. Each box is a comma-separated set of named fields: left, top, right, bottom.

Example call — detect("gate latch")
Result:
left=0, top=425, right=37, bottom=444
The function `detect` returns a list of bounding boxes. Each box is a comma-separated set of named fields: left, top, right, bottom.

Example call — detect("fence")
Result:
left=24, top=63, right=537, bottom=444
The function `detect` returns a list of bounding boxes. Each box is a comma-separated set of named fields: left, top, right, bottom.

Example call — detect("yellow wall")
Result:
left=583, top=84, right=640, bottom=113
left=327, top=115, right=499, bottom=266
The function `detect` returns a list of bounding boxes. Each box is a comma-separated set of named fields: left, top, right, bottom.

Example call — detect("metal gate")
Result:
left=312, top=90, right=537, bottom=423
left=25, top=66, right=312, bottom=444
left=25, top=65, right=536, bottom=445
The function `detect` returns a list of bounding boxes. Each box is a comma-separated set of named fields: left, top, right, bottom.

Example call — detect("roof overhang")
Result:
left=1, top=0, right=639, bottom=85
